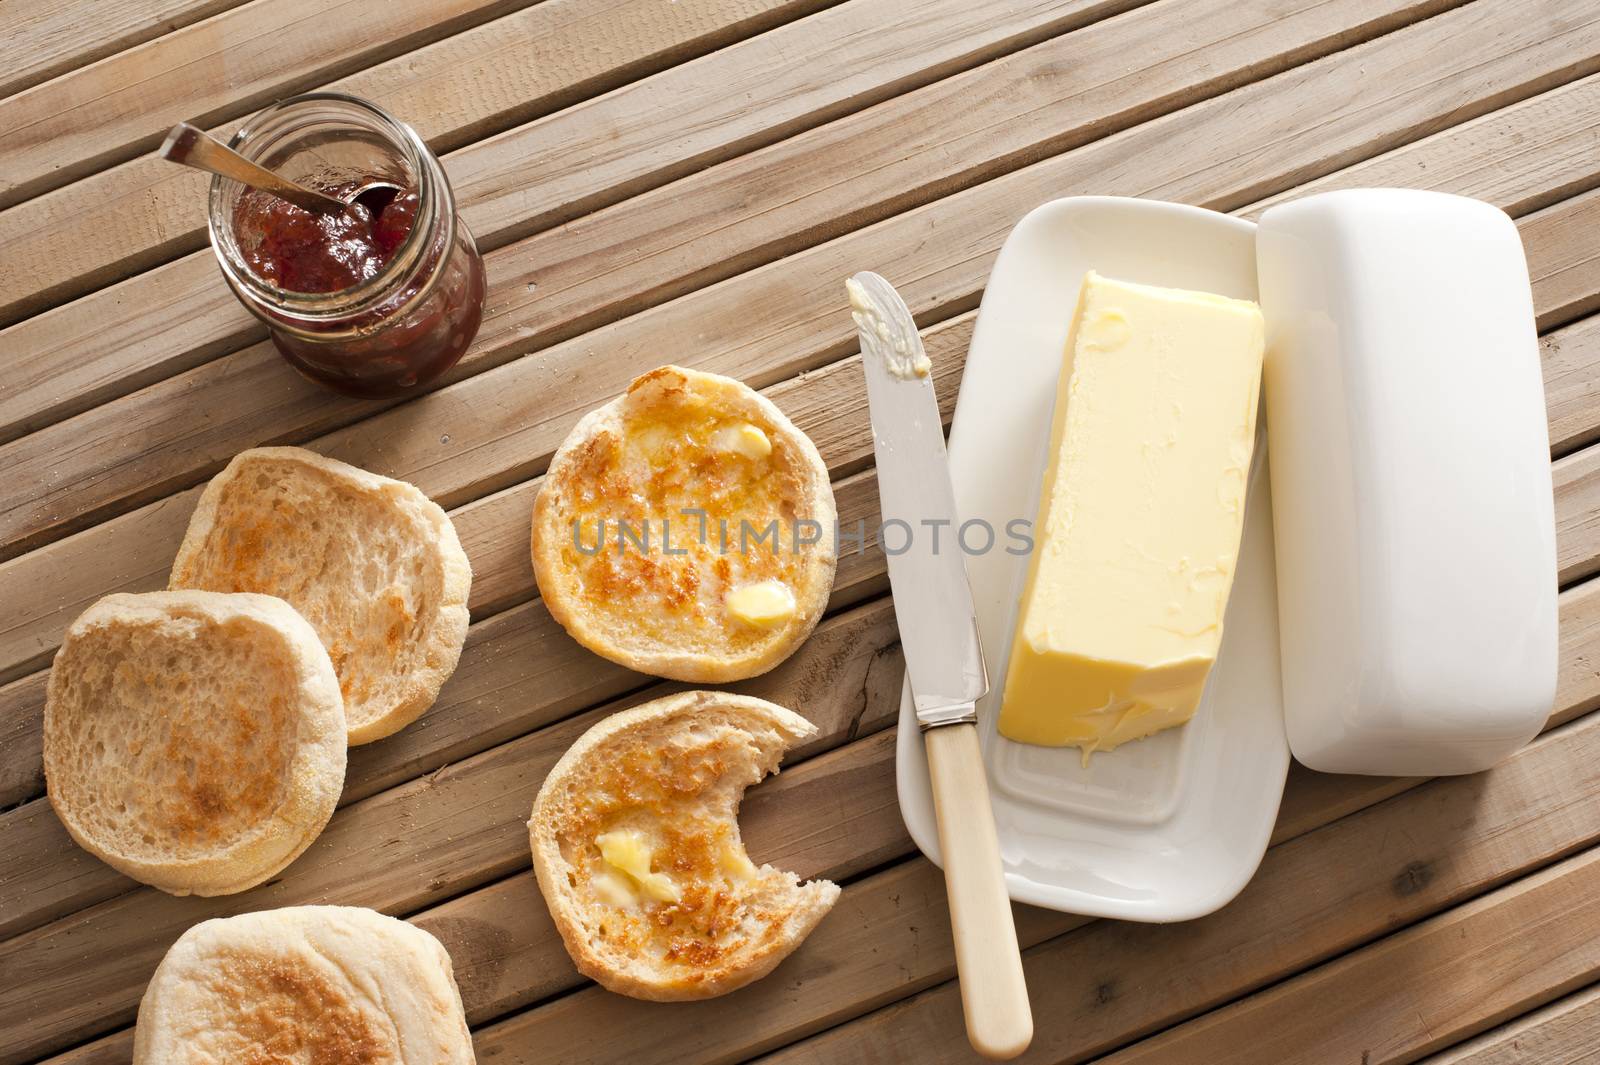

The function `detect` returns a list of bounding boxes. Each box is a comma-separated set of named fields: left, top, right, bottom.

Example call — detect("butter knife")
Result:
left=849, top=271, right=1032, bottom=1060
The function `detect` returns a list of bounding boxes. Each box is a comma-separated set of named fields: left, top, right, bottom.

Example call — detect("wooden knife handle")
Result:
left=924, top=722, right=1033, bottom=1060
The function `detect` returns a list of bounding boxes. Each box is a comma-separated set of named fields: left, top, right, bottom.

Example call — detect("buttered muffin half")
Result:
left=171, top=446, right=472, bottom=745
left=134, top=906, right=474, bottom=1064
left=44, top=592, right=345, bottom=896
left=532, top=366, right=836, bottom=682
left=529, top=691, right=840, bottom=1000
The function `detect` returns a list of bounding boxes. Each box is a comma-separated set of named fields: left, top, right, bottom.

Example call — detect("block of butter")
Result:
left=999, top=270, right=1264, bottom=759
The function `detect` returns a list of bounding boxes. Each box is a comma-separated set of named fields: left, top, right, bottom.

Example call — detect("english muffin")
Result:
left=529, top=691, right=839, bottom=1000
left=170, top=446, right=472, bottom=745
left=531, top=366, right=836, bottom=682
left=134, top=906, right=474, bottom=1064
left=44, top=591, right=345, bottom=897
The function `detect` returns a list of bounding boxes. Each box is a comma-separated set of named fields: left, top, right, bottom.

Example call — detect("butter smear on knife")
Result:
left=1000, top=271, right=1263, bottom=761
left=847, top=276, right=931, bottom=379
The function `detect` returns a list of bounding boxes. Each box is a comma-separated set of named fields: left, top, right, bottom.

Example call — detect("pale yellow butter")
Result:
left=999, top=271, right=1263, bottom=760
left=595, top=829, right=681, bottom=904
left=725, top=579, right=796, bottom=628
left=719, top=840, right=758, bottom=881
left=845, top=276, right=931, bottom=378
left=714, top=421, right=772, bottom=460
left=591, top=869, right=639, bottom=908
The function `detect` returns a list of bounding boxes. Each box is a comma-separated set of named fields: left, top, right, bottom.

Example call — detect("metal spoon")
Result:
left=159, top=121, right=349, bottom=216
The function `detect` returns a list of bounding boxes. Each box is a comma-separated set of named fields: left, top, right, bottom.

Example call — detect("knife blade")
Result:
left=850, top=271, right=1031, bottom=1061
left=848, top=270, right=988, bottom=725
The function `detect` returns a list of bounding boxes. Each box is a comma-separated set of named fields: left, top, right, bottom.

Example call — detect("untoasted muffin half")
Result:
left=170, top=446, right=472, bottom=745
left=532, top=366, right=837, bottom=683
left=530, top=690, right=840, bottom=1001
left=134, top=906, right=474, bottom=1064
left=44, top=592, right=345, bottom=897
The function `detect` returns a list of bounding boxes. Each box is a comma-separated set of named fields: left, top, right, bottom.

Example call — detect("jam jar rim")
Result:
left=206, top=91, right=458, bottom=341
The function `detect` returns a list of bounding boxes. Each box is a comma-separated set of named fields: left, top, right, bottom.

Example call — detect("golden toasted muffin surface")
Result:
left=200, top=952, right=392, bottom=1065
left=535, top=366, right=835, bottom=680
left=531, top=693, right=839, bottom=1000
left=561, top=737, right=777, bottom=976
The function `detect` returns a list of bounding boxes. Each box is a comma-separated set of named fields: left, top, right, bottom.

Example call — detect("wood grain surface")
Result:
left=0, top=0, right=537, bottom=208
left=1426, top=982, right=1600, bottom=1064
left=0, top=0, right=250, bottom=99
left=3, top=1, right=1597, bottom=1063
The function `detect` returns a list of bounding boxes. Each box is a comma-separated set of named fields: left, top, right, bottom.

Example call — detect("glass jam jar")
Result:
left=207, top=92, right=485, bottom=398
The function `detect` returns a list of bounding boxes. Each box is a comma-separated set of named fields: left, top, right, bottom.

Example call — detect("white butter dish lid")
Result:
left=1256, top=188, right=1558, bottom=776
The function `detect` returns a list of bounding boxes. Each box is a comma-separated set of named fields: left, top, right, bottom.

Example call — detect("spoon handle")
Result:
left=159, top=122, right=347, bottom=216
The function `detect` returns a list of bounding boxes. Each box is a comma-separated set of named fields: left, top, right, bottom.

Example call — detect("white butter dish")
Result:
left=896, top=197, right=1289, bottom=920
left=1256, top=189, right=1558, bottom=776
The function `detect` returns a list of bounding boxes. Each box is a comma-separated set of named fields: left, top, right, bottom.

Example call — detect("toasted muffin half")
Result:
left=134, top=906, right=474, bottom=1064
left=532, top=366, right=837, bottom=683
left=530, top=691, right=840, bottom=1000
left=44, top=592, right=345, bottom=897
left=170, top=446, right=472, bottom=745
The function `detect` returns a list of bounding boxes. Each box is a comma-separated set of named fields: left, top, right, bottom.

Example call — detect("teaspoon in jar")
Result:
left=159, top=121, right=350, bottom=216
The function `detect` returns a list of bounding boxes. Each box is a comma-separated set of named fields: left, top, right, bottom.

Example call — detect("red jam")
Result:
left=237, top=185, right=419, bottom=293
left=230, top=181, right=484, bottom=399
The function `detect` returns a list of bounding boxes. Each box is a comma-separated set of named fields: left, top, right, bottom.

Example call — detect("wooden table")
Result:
left=1, top=0, right=1598, bottom=1061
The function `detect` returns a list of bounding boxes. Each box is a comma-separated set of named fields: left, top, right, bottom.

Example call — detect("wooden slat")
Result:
left=0, top=0, right=538, bottom=211
left=1556, top=581, right=1600, bottom=730
left=0, top=0, right=1133, bottom=423
left=0, top=0, right=1456, bottom=544
left=0, top=0, right=844, bottom=335
left=1559, top=445, right=1600, bottom=585
left=1, top=0, right=1589, bottom=674
left=1101, top=847, right=1600, bottom=1065
left=1546, top=314, right=1600, bottom=456
left=0, top=671, right=46, bottom=811
left=0, top=256, right=248, bottom=440
left=441, top=0, right=1438, bottom=254
left=0, top=0, right=249, bottom=100
left=754, top=709, right=1600, bottom=1065
left=1241, top=71, right=1600, bottom=220
left=1523, top=186, right=1600, bottom=332
left=32, top=1033, right=127, bottom=1065
left=1423, top=981, right=1600, bottom=1064
left=0, top=592, right=910, bottom=1064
